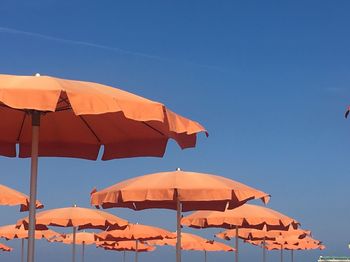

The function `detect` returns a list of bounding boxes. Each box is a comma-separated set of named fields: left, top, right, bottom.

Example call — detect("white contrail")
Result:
left=0, top=26, right=228, bottom=72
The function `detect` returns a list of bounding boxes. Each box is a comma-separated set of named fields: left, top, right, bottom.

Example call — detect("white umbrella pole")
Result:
left=82, top=242, right=85, bottom=262
left=235, top=226, right=239, bottom=262
left=27, top=111, right=40, bottom=262
left=176, top=194, right=182, bottom=262
left=135, top=240, right=138, bottom=262
left=21, top=238, right=25, bottom=262
left=72, top=227, right=77, bottom=262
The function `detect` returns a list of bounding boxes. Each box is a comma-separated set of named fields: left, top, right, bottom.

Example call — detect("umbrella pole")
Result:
left=235, top=226, right=239, bottom=262
left=21, top=238, right=25, bottom=262
left=176, top=193, right=182, bottom=262
left=263, top=237, right=266, bottom=262
left=135, top=240, right=138, bottom=262
left=82, top=242, right=85, bottom=262
left=72, top=227, right=77, bottom=262
left=204, top=251, right=207, bottom=262
left=27, top=111, right=40, bottom=262
left=291, top=250, right=293, bottom=262
left=123, top=251, right=126, bottom=262
left=280, top=244, right=283, bottom=262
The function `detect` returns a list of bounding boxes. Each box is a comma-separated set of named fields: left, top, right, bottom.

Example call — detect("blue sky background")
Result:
left=0, top=1, right=350, bottom=261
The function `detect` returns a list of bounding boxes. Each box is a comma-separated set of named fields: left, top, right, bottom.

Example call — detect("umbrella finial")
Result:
left=176, top=168, right=181, bottom=171
left=35, top=73, right=41, bottom=77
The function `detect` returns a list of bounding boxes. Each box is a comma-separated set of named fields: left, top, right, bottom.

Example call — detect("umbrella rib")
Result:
left=16, top=112, right=27, bottom=142
left=79, top=116, right=101, bottom=143
left=142, top=122, right=166, bottom=136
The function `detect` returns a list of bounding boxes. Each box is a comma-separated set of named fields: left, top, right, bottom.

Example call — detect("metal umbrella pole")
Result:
left=291, top=250, right=294, bottom=262
left=262, top=237, right=266, bottom=262
left=82, top=241, right=85, bottom=262
left=176, top=191, right=182, bottom=262
left=123, top=251, right=126, bottom=262
left=204, top=250, right=207, bottom=262
left=21, top=238, right=25, bottom=262
left=280, top=244, right=283, bottom=262
left=235, top=226, right=239, bottom=262
left=135, top=240, right=139, bottom=262
left=27, top=111, right=40, bottom=262
left=72, top=226, right=77, bottom=262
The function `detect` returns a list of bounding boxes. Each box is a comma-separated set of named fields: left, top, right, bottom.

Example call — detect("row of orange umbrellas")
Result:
left=0, top=73, right=208, bottom=262
left=0, top=73, right=323, bottom=262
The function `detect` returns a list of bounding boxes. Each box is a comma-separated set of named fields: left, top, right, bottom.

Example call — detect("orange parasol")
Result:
left=95, top=223, right=174, bottom=262
left=50, top=232, right=97, bottom=262
left=17, top=206, right=128, bottom=262
left=97, top=241, right=155, bottom=262
left=0, top=224, right=60, bottom=262
left=0, top=73, right=206, bottom=262
left=182, top=204, right=298, bottom=230
left=0, top=184, right=43, bottom=211
left=182, top=204, right=297, bottom=262
left=148, top=232, right=234, bottom=262
left=0, top=243, right=12, bottom=252
left=246, top=235, right=323, bottom=262
left=91, top=169, right=270, bottom=262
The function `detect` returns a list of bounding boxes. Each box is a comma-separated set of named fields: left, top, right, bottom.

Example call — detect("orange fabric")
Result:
left=17, top=206, right=128, bottom=230
left=0, top=243, right=12, bottom=252
left=97, top=241, right=155, bottom=252
left=0, top=74, right=207, bottom=160
left=148, top=232, right=234, bottom=252
left=255, top=242, right=325, bottom=251
left=217, top=227, right=310, bottom=241
left=91, top=170, right=270, bottom=212
left=182, top=204, right=298, bottom=230
left=0, top=224, right=59, bottom=240
left=0, top=184, right=43, bottom=211
left=50, top=232, right=96, bottom=245
left=95, top=223, right=174, bottom=242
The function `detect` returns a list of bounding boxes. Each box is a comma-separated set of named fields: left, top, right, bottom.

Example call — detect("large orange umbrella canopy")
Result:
left=182, top=204, right=298, bottom=230
left=148, top=232, right=235, bottom=252
left=95, top=223, right=174, bottom=242
left=0, top=184, right=43, bottom=211
left=0, top=224, right=60, bottom=240
left=91, top=170, right=270, bottom=212
left=0, top=243, right=12, bottom=252
left=50, top=232, right=96, bottom=245
left=97, top=241, right=155, bottom=252
left=17, top=206, right=128, bottom=230
left=0, top=74, right=207, bottom=160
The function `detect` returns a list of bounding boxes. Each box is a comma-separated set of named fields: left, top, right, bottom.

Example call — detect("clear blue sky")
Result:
left=0, top=1, right=349, bottom=262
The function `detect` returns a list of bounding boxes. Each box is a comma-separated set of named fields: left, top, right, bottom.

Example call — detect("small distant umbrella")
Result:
left=97, top=241, right=155, bottom=262
left=0, top=224, right=60, bottom=262
left=247, top=235, right=323, bottom=262
left=182, top=204, right=297, bottom=262
left=148, top=232, right=234, bottom=262
left=0, top=184, right=43, bottom=211
left=17, top=206, right=128, bottom=262
left=95, top=223, right=174, bottom=262
left=0, top=243, right=12, bottom=252
left=91, top=169, right=270, bottom=262
left=50, top=232, right=96, bottom=262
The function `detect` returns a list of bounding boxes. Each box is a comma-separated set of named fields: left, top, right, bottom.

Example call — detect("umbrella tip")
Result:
left=176, top=168, right=181, bottom=171
left=35, top=73, right=41, bottom=77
